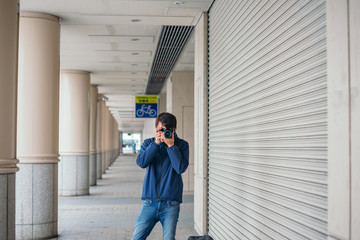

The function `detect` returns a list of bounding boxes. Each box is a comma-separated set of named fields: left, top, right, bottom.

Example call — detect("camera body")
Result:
left=159, top=128, right=173, bottom=138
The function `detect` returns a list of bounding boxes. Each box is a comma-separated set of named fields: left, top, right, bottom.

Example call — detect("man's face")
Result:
left=156, top=122, right=166, bottom=133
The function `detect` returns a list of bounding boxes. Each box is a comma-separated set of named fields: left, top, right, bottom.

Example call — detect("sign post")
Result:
left=135, top=96, right=158, bottom=118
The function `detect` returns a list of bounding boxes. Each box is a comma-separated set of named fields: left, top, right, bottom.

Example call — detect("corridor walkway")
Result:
left=52, top=155, right=197, bottom=240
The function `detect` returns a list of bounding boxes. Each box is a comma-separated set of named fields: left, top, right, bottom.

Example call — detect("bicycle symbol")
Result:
left=136, top=104, right=157, bottom=117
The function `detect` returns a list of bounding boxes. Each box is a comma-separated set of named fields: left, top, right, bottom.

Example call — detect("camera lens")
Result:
left=164, top=129, right=172, bottom=138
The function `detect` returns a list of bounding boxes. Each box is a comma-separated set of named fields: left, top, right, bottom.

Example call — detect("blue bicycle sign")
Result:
left=135, top=104, right=157, bottom=118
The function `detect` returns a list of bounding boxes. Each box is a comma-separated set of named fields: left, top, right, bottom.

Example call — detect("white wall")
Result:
left=327, top=0, right=360, bottom=239
left=167, top=71, right=194, bottom=193
left=193, top=12, right=208, bottom=235
left=159, top=93, right=166, bottom=114
left=142, top=118, right=156, bottom=142
left=166, top=77, right=173, bottom=113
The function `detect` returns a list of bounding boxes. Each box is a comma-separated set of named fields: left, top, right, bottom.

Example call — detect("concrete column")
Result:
left=96, top=95, right=103, bottom=179
left=167, top=71, right=194, bottom=193
left=112, top=118, right=118, bottom=162
left=110, top=117, right=115, bottom=163
left=59, top=70, right=90, bottom=196
left=327, top=1, right=360, bottom=239
left=16, top=12, right=60, bottom=239
left=119, top=131, right=123, bottom=154
left=114, top=122, right=117, bottom=156
left=0, top=1, right=19, bottom=239
left=193, top=12, right=208, bottom=235
left=105, top=108, right=111, bottom=168
left=108, top=110, right=113, bottom=166
left=101, top=102, right=107, bottom=174
left=108, top=115, right=112, bottom=164
left=89, top=85, right=98, bottom=186
left=115, top=122, right=119, bottom=157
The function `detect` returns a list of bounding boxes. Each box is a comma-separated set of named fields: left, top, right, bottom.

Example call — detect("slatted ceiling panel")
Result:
left=207, top=0, right=327, bottom=239
left=145, top=25, right=194, bottom=94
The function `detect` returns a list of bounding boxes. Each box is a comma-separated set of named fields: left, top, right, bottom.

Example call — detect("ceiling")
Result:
left=20, top=0, right=213, bottom=133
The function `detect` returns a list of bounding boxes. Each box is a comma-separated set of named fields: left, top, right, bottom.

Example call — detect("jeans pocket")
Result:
left=168, top=200, right=180, bottom=208
left=143, top=200, right=152, bottom=207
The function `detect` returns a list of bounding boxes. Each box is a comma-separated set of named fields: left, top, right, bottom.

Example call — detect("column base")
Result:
left=96, top=152, right=102, bottom=179
left=16, top=163, right=58, bottom=239
left=0, top=173, right=15, bottom=240
left=102, top=152, right=106, bottom=174
left=59, top=155, right=89, bottom=196
left=89, top=153, right=96, bottom=186
left=16, top=222, right=58, bottom=240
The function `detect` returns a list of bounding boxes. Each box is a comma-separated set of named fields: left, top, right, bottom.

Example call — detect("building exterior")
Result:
left=0, top=0, right=359, bottom=239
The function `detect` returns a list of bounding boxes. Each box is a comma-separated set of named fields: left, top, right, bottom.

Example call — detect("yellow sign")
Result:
left=136, top=96, right=158, bottom=104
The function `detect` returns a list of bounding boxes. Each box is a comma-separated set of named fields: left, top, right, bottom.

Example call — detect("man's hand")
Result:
left=154, top=129, right=162, bottom=145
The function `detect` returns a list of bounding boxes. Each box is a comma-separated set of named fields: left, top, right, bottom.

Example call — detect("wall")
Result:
left=193, top=13, right=208, bottom=235
left=159, top=93, right=166, bottom=114
left=166, top=77, right=173, bottom=113
left=142, top=118, right=156, bottom=142
left=167, top=71, right=194, bottom=193
left=327, top=0, right=360, bottom=239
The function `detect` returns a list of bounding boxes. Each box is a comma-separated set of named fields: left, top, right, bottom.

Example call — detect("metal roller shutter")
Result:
left=207, top=0, right=327, bottom=239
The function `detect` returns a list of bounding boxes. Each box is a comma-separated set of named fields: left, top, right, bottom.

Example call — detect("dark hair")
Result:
left=155, top=112, right=177, bottom=129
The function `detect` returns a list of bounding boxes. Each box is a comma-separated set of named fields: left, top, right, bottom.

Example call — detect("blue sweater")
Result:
left=136, top=134, right=189, bottom=203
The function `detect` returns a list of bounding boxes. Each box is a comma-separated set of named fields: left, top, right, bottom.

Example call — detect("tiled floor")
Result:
left=51, top=155, right=197, bottom=240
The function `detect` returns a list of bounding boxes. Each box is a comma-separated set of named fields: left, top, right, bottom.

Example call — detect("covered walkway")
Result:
left=52, top=155, right=197, bottom=240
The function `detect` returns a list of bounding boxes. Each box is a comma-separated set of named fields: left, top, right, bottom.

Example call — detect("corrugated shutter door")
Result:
left=207, top=1, right=327, bottom=239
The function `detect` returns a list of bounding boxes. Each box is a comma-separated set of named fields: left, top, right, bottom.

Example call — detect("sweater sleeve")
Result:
left=136, top=138, right=159, bottom=168
left=167, top=141, right=189, bottom=174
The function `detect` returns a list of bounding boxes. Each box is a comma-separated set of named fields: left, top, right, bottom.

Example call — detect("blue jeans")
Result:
left=132, top=200, right=180, bottom=240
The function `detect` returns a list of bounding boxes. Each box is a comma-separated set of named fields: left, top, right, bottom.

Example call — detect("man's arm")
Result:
left=167, top=141, right=189, bottom=174
left=136, top=139, right=159, bottom=168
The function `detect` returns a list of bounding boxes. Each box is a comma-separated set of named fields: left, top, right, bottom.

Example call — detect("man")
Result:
left=132, top=112, right=189, bottom=240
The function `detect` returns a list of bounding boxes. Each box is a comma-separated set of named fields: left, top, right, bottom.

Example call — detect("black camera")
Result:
left=159, top=128, right=173, bottom=138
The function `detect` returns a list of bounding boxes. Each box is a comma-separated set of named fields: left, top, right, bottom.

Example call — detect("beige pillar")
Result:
left=101, top=102, right=107, bottom=174
left=112, top=117, right=117, bottom=163
left=108, top=110, right=113, bottom=166
left=16, top=12, right=60, bottom=239
left=327, top=1, right=360, bottom=239
left=89, top=85, right=98, bottom=186
left=115, top=121, right=119, bottom=158
left=59, top=70, right=90, bottom=196
left=111, top=116, right=116, bottom=163
left=96, top=95, right=103, bottom=179
left=194, top=12, right=208, bottom=235
left=109, top=116, right=114, bottom=164
left=114, top=119, right=119, bottom=160
left=0, top=1, right=19, bottom=239
left=105, top=108, right=111, bottom=168
left=119, top=130, right=123, bottom=154
left=114, top=121, right=117, bottom=156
